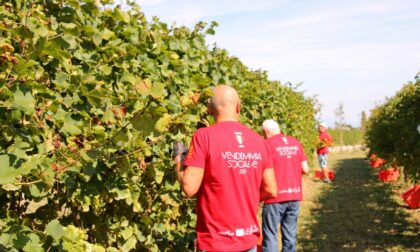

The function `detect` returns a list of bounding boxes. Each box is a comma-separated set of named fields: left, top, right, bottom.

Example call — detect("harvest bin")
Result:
left=315, top=170, right=336, bottom=180
left=402, top=185, right=420, bottom=209
left=377, top=168, right=399, bottom=182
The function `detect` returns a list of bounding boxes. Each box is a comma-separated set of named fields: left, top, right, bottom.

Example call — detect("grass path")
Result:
left=297, top=151, right=420, bottom=252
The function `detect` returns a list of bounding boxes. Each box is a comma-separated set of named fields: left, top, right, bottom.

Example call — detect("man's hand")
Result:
left=173, top=141, right=188, bottom=159
left=173, top=141, right=204, bottom=198
left=301, top=160, right=309, bottom=174
left=174, top=154, right=184, bottom=183
left=173, top=141, right=188, bottom=183
left=260, top=168, right=278, bottom=201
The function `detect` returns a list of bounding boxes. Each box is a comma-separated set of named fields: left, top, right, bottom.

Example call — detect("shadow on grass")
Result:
left=299, top=156, right=420, bottom=252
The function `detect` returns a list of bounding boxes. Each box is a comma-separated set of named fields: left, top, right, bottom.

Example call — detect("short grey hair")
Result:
left=262, top=119, right=281, bottom=134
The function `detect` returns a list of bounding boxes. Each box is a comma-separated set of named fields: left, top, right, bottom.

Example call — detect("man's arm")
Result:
left=301, top=160, right=309, bottom=174
left=260, top=168, right=278, bottom=201
left=175, top=156, right=204, bottom=198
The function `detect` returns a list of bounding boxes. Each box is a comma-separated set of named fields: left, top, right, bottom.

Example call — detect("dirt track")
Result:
left=297, top=151, right=420, bottom=252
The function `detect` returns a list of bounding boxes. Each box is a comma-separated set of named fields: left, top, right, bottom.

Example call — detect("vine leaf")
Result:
left=45, top=219, right=65, bottom=240
left=13, top=86, right=36, bottom=114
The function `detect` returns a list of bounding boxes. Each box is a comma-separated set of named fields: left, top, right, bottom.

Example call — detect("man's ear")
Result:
left=207, top=103, right=215, bottom=116
left=236, top=101, right=241, bottom=114
left=263, top=128, right=269, bottom=139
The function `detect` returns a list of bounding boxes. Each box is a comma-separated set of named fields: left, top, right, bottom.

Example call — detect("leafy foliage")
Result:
left=329, top=127, right=363, bottom=146
left=0, top=0, right=318, bottom=250
left=365, top=80, right=420, bottom=181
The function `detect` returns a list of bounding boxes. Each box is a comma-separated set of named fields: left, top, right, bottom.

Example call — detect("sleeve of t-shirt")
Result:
left=264, top=140, right=274, bottom=169
left=183, top=130, right=207, bottom=169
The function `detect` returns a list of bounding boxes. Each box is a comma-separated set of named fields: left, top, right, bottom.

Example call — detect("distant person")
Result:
left=174, top=85, right=278, bottom=251
left=317, top=122, right=333, bottom=183
left=261, top=119, right=309, bottom=252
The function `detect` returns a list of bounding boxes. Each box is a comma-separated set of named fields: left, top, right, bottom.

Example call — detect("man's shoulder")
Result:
left=195, top=122, right=262, bottom=138
left=269, top=134, right=297, bottom=142
left=268, top=134, right=303, bottom=147
left=193, top=126, right=209, bottom=137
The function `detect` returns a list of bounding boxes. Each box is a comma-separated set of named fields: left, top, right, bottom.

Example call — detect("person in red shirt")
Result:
left=317, top=122, right=333, bottom=183
left=174, top=85, right=278, bottom=252
left=260, top=119, right=309, bottom=252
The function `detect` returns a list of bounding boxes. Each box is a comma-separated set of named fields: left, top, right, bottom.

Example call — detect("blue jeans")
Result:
left=262, top=201, right=300, bottom=252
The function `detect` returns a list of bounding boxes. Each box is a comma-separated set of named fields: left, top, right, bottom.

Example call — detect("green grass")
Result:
left=296, top=151, right=420, bottom=252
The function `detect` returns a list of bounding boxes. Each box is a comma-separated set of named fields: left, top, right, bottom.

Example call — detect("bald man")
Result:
left=175, top=85, right=277, bottom=252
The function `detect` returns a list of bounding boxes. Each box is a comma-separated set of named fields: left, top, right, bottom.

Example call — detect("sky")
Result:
left=135, top=0, right=420, bottom=127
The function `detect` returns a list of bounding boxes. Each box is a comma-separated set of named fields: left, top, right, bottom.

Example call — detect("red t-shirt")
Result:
left=184, top=121, right=273, bottom=251
left=317, top=131, right=333, bottom=155
left=264, top=134, right=307, bottom=204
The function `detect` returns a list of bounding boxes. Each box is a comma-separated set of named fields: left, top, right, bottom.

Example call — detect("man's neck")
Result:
left=267, top=132, right=281, bottom=139
left=215, top=115, right=238, bottom=123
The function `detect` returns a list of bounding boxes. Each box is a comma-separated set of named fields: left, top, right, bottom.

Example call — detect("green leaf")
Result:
left=34, top=25, right=49, bottom=38
left=115, top=188, right=130, bottom=200
left=62, top=34, right=78, bottom=49
left=13, top=86, right=36, bottom=114
left=22, top=233, right=43, bottom=252
left=29, top=183, right=49, bottom=198
left=81, top=74, right=95, bottom=84
left=61, top=22, right=77, bottom=29
left=120, top=227, right=133, bottom=240
left=45, top=219, right=65, bottom=240
left=115, top=8, right=130, bottom=23
left=120, top=73, right=136, bottom=84
left=54, top=72, right=70, bottom=89
left=102, top=110, right=116, bottom=124
left=99, top=65, right=112, bottom=75
left=92, top=245, right=106, bottom=252
left=11, top=232, right=30, bottom=249
left=0, top=233, right=15, bottom=249
left=154, top=113, right=171, bottom=132
left=132, top=113, right=156, bottom=134
left=140, top=216, right=152, bottom=225
left=102, top=28, right=115, bottom=40
left=113, top=131, right=129, bottom=147
left=15, top=59, right=38, bottom=75
left=121, top=236, right=137, bottom=252
left=2, top=183, right=21, bottom=191
left=92, top=125, right=105, bottom=138
left=135, top=230, right=146, bottom=242
left=155, top=169, right=164, bottom=184
left=0, top=154, right=19, bottom=185
left=80, top=149, right=100, bottom=162
left=63, top=115, right=82, bottom=135
left=192, top=74, right=212, bottom=88
left=150, top=82, right=166, bottom=99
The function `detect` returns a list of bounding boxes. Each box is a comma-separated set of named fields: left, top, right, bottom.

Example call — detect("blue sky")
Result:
left=136, top=0, right=420, bottom=127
